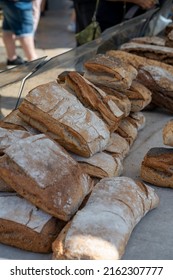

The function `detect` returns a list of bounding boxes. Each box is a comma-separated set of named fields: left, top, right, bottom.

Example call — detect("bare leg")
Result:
left=2, top=31, right=17, bottom=60
left=18, top=35, right=37, bottom=61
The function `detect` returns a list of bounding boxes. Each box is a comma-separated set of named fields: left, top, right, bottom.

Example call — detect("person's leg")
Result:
left=2, top=31, right=17, bottom=61
left=32, top=0, right=42, bottom=32
left=18, top=35, right=37, bottom=61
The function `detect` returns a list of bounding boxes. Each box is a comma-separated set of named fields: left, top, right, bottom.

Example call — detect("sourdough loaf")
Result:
left=72, top=152, right=123, bottom=178
left=97, top=85, right=131, bottom=117
left=124, top=80, right=152, bottom=112
left=163, top=119, right=173, bottom=146
left=0, top=193, right=66, bottom=252
left=141, top=147, right=173, bottom=188
left=137, top=65, right=173, bottom=113
left=0, top=109, right=39, bottom=134
left=130, top=36, right=165, bottom=46
left=107, top=50, right=173, bottom=75
left=65, top=71, right=124, bottom=132
left=84, top=54, right=137, bottom=90
left=120, top=42, right=173, bottom=65
left=105, top=132, right=130, bottom=160
left=116, top=117, right=138, bottom=147
left=52, top=176, right=159, bottom=260
left=0, top=134, right=92, bottom=221
left=18, top=81, right=110, bottom=157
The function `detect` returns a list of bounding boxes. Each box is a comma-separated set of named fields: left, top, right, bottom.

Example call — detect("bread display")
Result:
left=72, top=152, right=123, bottom=178
left=97, top=85, right=131, bottom=117
left=65, top=71, right=124, bottom=132
left=137, top=65, right=173, bottom=113
left=84, top=54, right=138, bottom=90
left=105, top=132, right=130, bottom=160
left=141, top=147, right=173, bottom=188
left=52, top=176, right=159, bottom=260
left=0, top=193, right=66, bottom=252
left=0, top=134, right=92, bottom=221
left=120, top=42, right=173, bottom=65
left=124, top=80, right=152, bottom=112
left=130, top=36, right=165, bottom=46
left=163, top=119, right=173, bottom=146
left=18, top=81, right=110, bottom=157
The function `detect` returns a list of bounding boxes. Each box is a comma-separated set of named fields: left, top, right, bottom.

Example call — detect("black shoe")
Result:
left=7, top=56, right=27, bottom=69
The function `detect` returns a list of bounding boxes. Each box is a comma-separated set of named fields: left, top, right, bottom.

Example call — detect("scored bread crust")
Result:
left=84, top=54, right=137, bottom=90
left=0, top=194, right=65, bottom=252
left=18, top=81, right=110, bottom=157
left=141, top=147, right=173, bottom=188
left=0, top=134, right=92, bottom=221
left=52, top=177, right=159, bottom=260
left=163, top=119, right=173, bottom=146
left=65, top=71, right=124, bottom=132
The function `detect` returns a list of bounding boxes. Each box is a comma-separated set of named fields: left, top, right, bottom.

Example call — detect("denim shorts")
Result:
left=0, top=1, right=34, bottom=37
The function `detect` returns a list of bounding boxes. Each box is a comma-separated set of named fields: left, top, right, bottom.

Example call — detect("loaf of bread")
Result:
left=97, top=85, right=131, bottom=117
left=120, top=42, right=173, bottom=65
left=0, top=109, right=39, bottom=134
left=165, top=30, right=173, bottom=48
left=84, top=54, right=137, bottom=90
left=137, top=65, right=173, bottom=113
left=0, top=178, right=13, bottom=192
left=52, top=176, right=159, bottom=260
left=0, top=127, right=31, bottom=154
left=141, top=147, right=173, bottom=188
left=72, top=152, right=123, bottom=178
left=163, top=119, right=173, bottom=146
left=107, top=50, right=173, bottom=75
left=116, top=117, right=138, bottom=147
left=65, top=71, right=124, bottom=132
left=128, top=112, right=146, bottom=131
left=124, top=80, right=152, bottom=112
left=165, top=23, right=173, bottom=36
left=105, top=132, right=130, bottom=160
left=0, top=193, right=66, bottom=252
left=18, top=81, right=110, bottom=157
left=0, top=134, right=92, bottom=221
left=130, top=36, right=165, bottom=46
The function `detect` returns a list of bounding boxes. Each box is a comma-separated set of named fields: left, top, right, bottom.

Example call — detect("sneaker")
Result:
left=7, top=56, right=27, bottom=69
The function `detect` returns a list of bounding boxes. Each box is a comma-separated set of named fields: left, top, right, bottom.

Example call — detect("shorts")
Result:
left=0, top=1, right=34, bottom=37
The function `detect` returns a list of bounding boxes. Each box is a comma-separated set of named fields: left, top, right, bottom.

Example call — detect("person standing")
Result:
left=72, top=0, right=97, bottom=33
left=96, top=0, right=158, bottom=32
left=0, top=0, right=37, bottom=68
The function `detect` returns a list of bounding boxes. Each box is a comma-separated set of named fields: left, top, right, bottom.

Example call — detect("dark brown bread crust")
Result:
left=141, top=147, right=173, bottom=188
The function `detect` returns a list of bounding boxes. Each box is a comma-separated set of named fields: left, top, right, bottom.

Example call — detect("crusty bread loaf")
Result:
left=141, top=147, right=173, bottom=188
left=165, top=23, right=173, bottom=36
left=18, top=81, right=110, bottom=157
left=120, top=42, right=173, bottom=65
left=163, top=119, right=173, bottom=146
left=165, top=30, right=173, bottom=48
left=124, top=80, right=152, bottom=112
left=130, top=36, right=165, bottom=46
left=137, top=65, right=173, bottom=113
left=0, top=127, right=31, bottom=154
left=97, top=85, right=131, bottom=117
left=128, top=112, right=146, bottom=131
left=0, top=193, right=66, bottom=252
left=116, top=117, right=138, bottom=147
left=65, top=71, right=124, bottom=132
left=105, top=132, right=130, bottom=160
left=0, top=134, right=92, bottom=221
left=84, top=54, right=137, bottom=90
left=1, top=109, right=39, bottom=134
left=52, top=176, right=159, bottom=260
left=72, top=152, right=123, bottom=178
left=107, top=50, right=173, bottom=75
